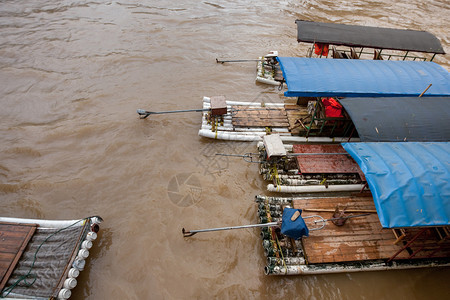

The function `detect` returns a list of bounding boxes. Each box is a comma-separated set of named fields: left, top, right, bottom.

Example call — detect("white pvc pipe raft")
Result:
left=200, top=96, right=361, bottom=142
left=267, top=184, right=366, bottom=193
left=0, top=216, right=102, bottom=300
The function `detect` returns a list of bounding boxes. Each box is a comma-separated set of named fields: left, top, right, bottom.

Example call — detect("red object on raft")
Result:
left=322, top=97, right=343, bottom=118
left=314, top=43, right=329, bottom=56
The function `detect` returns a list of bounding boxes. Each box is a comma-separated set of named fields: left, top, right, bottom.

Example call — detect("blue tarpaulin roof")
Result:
left=277, top=57, right=450, bottom=97
left=339, top=97, right=450, bottom=142
left=342, top=142, right=450, bottom=228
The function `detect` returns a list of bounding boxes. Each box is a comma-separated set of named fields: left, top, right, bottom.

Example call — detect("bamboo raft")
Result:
left=256, top=195, right=450, bottom=275
left=198, top=96, right=358, bottom=142
left=0, top=217, right=102, bottom=299
left=255, top=51, right=284, bottom=86
left=256, top=136, right=366, bottom=193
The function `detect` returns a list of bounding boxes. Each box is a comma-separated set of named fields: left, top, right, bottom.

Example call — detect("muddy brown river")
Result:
left=1, top=0, right=449, bottom=299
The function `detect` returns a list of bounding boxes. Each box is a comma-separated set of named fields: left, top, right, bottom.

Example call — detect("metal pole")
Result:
left=137, top=108, right=209, bottom=119
left=182, top=222, right=279, bottom=237
left=216, top=58, right=262, bottom=64
left=287, top=152, right=349, bottom=157
left=215, top=153, right=261, bottom=163
left=303, top=208, right=377, bottom=213
left=316, top=213, right=371, bottom=223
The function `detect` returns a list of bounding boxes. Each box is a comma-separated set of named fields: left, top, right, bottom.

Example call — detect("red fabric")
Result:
left=314, top=43, right=329, bottom=56
left=322, top=98, right=343, bottom=118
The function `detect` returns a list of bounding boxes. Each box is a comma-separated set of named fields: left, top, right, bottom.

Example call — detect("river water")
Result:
left=1, top=1, right=449, bottom=299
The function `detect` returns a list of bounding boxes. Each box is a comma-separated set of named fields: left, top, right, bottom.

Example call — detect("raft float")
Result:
left=0, top=216, right=102, bottom=299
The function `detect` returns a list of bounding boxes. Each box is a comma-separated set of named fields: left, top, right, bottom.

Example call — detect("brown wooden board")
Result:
left=292, top=144, right=366, bottom=180
left=0, top=222, right=37, bottom=291
left=292, top=196, right=409, bottom=263
left=285, top=104, right=313, bottom=135
left=231, top=106, right=289, bottom=128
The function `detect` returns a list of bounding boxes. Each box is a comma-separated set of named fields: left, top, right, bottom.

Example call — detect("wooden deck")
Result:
left=0, top=222, right=37, bottom=290
left=292, top=144, right=366, bottom=180
left=229, top=101, right=355, bottom=140
left=292, top=196, right=409, bottom=264
left=285, top=104, right=311, bottom=135
left=231, top=106, right=289, bottom=127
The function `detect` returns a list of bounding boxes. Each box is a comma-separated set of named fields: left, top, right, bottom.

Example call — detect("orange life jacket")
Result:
left=314, top=43, right=329, bottom=56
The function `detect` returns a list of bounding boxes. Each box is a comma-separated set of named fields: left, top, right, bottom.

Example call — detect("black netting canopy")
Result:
left=339, top=97, right=450, bottom=142
left=296, top=20, right=445, bottom=54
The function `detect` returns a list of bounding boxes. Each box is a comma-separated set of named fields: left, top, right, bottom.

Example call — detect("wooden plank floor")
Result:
left=292, top=196, right=409, bottom=264
left=292, top=144, right=365, bottom=180
left=0, top=222, right=37, bottom=291
left=231, top=106, right=289, bottom=128
left=285, top=104, right=311, bottom=135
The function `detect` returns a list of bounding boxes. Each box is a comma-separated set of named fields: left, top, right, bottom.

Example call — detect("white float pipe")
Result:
left=77, top=249, right=89, bottom=259
left=267, top=184, right=366, bottom=193
left=199, top=129, right=262, bottom=141
left=200, top=126, right=234, bottom=132
left=203, top=97, right=285, bottom=107
left=265, top=260, right=450, bottom=276
left=228, top=102, right=285, bottom=107
left=201, top=125, right=291, bottom=134
left=201, top=127, right=292, bottom=136
left=86, top=231, right=97, bottom=241
left=58, top=288, right=72, bottom=299
left=280, top=136, right=360, bottom=143
left=202, top=119, right=234, bottom=125
left=199, top=129, right=354, bottom=143
left=63, top=278, right=77, bottom=289
left=72, top=259, right=86, bottom=271
left=257, top=142, right=293, bottom=151
left=267, top=256, right=306, bottom=266
left=200, top=129, right=267, bottom=137
left=201, top=126, right=291, bottom=134
left=68, top=268, right=80, bottom=278
left=256, top=76, right=280, bottom=86
left=0, top=217, right=89, bottom=229
left=279, top=179, right=322, bottom=186
left=202, top=121, right=233, bottom=128
left=234, top=127, right=289, bottom=133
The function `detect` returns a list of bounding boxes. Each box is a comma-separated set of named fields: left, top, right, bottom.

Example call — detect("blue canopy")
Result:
left=342, top=142, right=450, bottom=228
left=277, top=57, right=450, bottom=97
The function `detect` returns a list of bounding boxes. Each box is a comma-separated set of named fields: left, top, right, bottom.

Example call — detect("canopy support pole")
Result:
left=402, top=51, right=410, bottom=61
left=387, top=228, right=427, bottom=263
left=418, top=84, right=432, bottom=97
left=359, top=47, right=365, bottom=58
